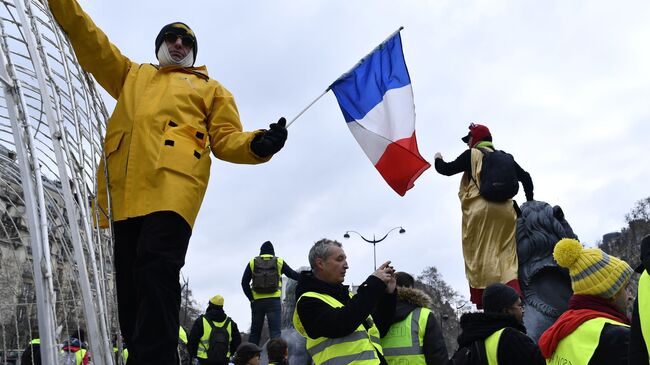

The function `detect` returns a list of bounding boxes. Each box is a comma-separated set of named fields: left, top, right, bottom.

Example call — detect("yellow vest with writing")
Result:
left=293, top=291, right=383, bottom=365
left=381, top=307, right=430, bottom=365
left=546, top=317, right=629, bottom=365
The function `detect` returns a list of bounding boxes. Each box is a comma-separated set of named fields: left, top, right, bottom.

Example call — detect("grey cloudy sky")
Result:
left=79, top=0, right=650, bottom=329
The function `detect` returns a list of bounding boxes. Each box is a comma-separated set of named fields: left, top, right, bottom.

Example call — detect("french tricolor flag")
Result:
left=330, top=30, right=430, bottom=196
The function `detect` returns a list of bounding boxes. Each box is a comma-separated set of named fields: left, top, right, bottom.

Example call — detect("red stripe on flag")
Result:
left=374, top=132, right=430, bottom=196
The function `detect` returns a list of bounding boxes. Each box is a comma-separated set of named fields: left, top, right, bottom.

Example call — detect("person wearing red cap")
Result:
left=433, top=123, right=534, bottom=309
left=46, top=0, right=288, bottom=364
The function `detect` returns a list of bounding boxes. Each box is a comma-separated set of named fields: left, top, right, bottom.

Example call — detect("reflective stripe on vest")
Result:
left=197, top=316, right=232, bottom=359
left=29, top=339, right=40, bottom=345
left=546, top=317, right=629, bottom=365
left=250, top=254, right=284, bottom=299
left=381, top=307, right=430, bottom=365
left=485, top=328, right=505, bottom=365
left=639, top=270, right=650, bottom=358
left=293, top=291, right=382, bottom=365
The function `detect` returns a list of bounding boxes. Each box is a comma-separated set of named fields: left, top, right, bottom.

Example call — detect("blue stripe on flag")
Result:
left=330, top=33, right=411, bottom=123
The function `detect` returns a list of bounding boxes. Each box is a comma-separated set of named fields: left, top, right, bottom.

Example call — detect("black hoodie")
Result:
left=295, top=270, right=396, bottom=365
left=454, top=312, right=544, bottom=365
left=385, top=287, right=448, bottom=365
left=187, top=303, right=241, bottom=362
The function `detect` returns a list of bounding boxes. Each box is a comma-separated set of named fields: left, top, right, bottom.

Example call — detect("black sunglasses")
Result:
left=163, top=32, right=194, bottom=48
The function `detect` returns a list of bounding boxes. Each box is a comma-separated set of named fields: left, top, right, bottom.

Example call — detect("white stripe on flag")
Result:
left=347, top=84, right=416, bottom=165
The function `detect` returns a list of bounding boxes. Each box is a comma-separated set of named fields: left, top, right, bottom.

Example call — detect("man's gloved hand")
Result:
left=250, top=117, right=288, bottom=157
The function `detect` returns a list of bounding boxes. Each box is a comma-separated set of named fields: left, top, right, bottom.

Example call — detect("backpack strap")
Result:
left=469, top=148, right=488, bottom=190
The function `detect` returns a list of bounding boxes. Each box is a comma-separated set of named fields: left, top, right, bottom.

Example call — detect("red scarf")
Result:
left=537, top=295, right=629, bottom=358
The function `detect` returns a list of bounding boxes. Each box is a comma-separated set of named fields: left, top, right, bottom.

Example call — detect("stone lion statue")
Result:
left=516, top=200, right=577, bottom=341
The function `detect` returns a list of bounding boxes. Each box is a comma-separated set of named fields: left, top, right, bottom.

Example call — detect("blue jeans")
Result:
left=249, top=297, right=281, bottom=345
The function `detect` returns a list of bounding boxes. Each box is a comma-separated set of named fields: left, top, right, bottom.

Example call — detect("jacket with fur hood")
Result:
left=386, top=287, right=448, bottom=364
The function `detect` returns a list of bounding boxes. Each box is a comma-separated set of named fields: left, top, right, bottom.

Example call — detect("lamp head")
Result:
left=343, top=232, right=350, bottom=239
left=399, top=228, right=406, bottom=234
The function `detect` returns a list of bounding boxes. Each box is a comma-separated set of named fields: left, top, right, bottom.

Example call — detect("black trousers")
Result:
left=113, top=211, right=191, bottom=365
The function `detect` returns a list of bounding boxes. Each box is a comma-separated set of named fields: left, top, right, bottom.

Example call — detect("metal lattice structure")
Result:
left=0, top=0, right=115, bottom=364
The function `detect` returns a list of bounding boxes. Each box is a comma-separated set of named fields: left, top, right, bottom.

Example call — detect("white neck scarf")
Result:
left=157, top=45, right=194, bottom=68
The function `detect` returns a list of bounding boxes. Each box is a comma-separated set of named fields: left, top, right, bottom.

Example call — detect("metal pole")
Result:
left=373, top=234, right=377, bottom=270
left=286, top=88, right=329, bottom=128
left=372, top=242, right=377, bottom=270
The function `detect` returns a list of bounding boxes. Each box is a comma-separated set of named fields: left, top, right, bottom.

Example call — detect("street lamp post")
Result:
left=343, top=227, right=406, bottom=269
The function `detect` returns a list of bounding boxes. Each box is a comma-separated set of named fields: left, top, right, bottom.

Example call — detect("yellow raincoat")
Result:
left=459, top=148, right=518, bottom=288
left=48, top=0, right=270, bottom=228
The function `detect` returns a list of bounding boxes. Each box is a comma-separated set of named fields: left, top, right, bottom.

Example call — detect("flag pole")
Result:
left=286, top=26, right=404, bottom=128
left=286, top=88, right=329, bottom=128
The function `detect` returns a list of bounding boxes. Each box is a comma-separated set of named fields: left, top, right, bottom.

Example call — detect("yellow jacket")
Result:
left=48, top=0, right=270, bottom=228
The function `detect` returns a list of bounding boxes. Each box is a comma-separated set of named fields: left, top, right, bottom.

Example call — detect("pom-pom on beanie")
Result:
left=553, top=238, right=633, bottom=298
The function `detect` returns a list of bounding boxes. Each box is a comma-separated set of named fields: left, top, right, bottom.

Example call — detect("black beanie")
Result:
left=636, top=235, right=650, bottom=273
left=260, top=241, right=275, bottom=255
left=482, top=283, right=520, bottom=314
left=154, top=22, right=197, bottom=65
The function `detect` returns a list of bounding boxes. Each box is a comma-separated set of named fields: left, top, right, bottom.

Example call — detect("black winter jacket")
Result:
left=385, top=287, right=448, bottom=365
left=434, top=148, right=534, bottom=201
left=295, top=270, right=396, bottom=365
left=455, top=312, right=544, bottom=365
left=187, top=303, right=241, bottom=362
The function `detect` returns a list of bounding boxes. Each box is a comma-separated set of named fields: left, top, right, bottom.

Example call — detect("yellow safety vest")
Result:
left=381, top=307, right=430, bottom=365
left=197, top=316, right=233, bottom=359
left=484, top=328, right=505, bottom=365
left=179, top=326, right=188, bottom=345
left=250, top=254, right=284, bottom=299
left=546, top=317, right=629, bottom=365
left=639, top=270, right=650, bottom=358
left=293, top=291, right=383, bottom=365
left=60, top=348, right=87, bottom=365
left=112, top=347, right=128, bottom=362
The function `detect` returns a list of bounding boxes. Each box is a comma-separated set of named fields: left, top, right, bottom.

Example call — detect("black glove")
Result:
left=526, top=192, right=534, bottom=202
left=250, top=117, right=288, bottom=157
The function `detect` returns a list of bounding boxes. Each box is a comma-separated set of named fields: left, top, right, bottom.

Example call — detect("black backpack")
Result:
left=473, top=148, right=519, bottom=202
left=204, top=316, right=231, bottom=364
left=449, top=340, right=487, bottom=365
left=251, top=256, right=279, bottom=293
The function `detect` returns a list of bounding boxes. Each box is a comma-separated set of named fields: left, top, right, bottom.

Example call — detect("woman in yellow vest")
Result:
left=539, top=238, right=634, bottom=364
left=294, top=239, right=397, bottom=365
left=629, top=234, right=650, bottom=364
left=451, top=283, right=544, bottom=364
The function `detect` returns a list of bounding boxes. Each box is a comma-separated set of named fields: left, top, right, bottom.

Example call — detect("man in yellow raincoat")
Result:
left=433, top=123, right=533, bottom=309
left=47, top=1, right=288, bottom=363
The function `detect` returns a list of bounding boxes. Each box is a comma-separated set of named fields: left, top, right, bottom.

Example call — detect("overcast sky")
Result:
left=77, top=0, right=650, bottom=330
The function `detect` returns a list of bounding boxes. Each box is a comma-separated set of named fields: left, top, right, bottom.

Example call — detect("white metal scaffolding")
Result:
left=0, top=0, right=114, bottom=364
